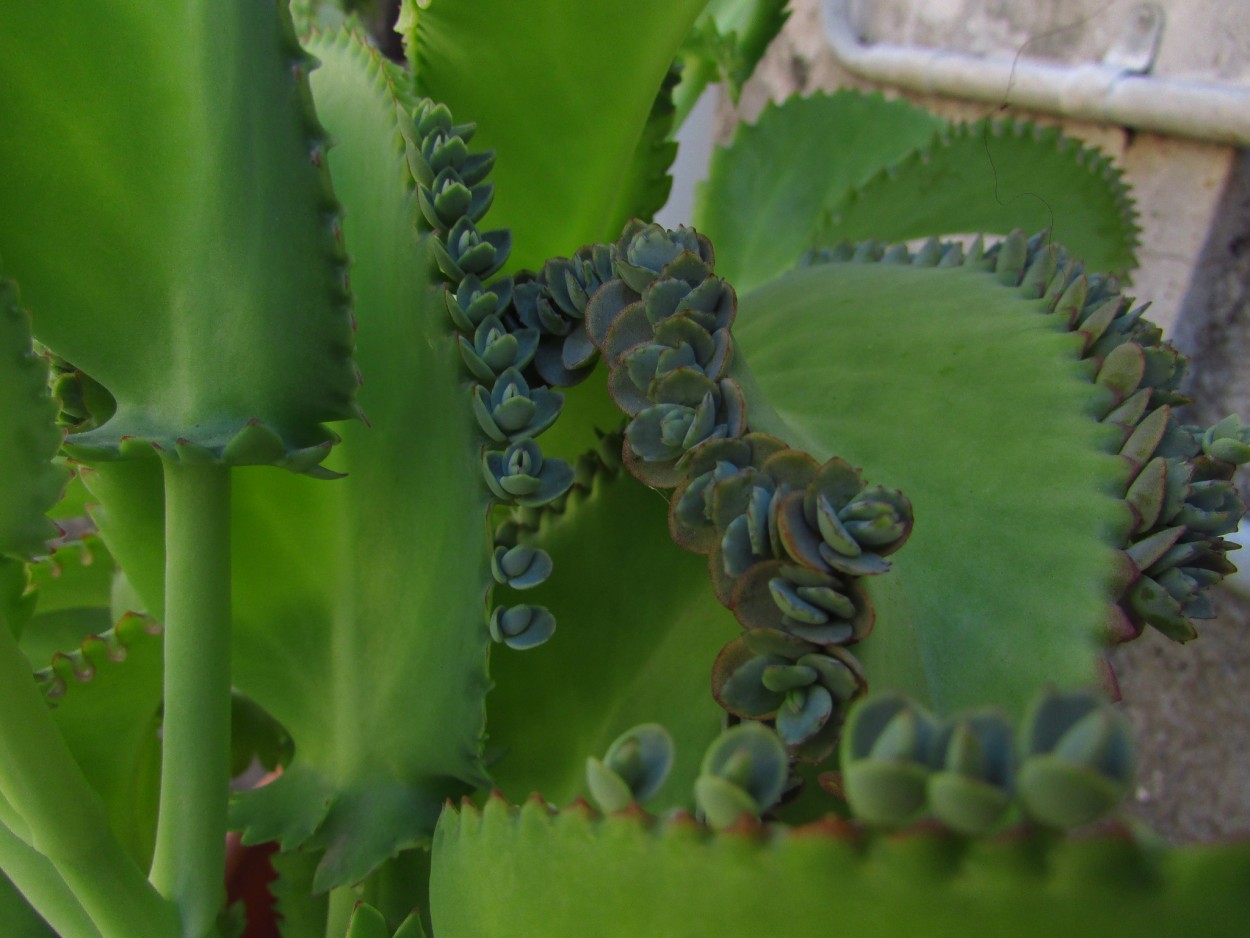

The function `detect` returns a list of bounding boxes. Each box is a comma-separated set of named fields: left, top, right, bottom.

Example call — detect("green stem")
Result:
left=0, top=821, right=100, bottom=938
left=148, top=462, right=232, bottom=937
left=325, top=884, right=358, bottom=938
left=0, top=602, right=179, bottom=936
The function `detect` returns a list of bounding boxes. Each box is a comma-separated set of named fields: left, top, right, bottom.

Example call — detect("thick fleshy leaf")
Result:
left=0, top=276, right=64, bottom=559
left=0, top=1, right=358, bottom=463
left=695, top=94, right=1140, bottom=298
left=672, top=0, right=792, bottom=124
left=694, top=92, right=945, bottom=294
left=823, top=121, right=1140, bottom=277
left=85, top=29, right=498, bottom=890
left=401, top=0, right=709, bottom=269
left=36, top=615, right=164, bottom=867
left=730, top=258, right=1129, bottom=715
left=486, top=465, right=739, bottom=811
left=432, top=797, right=1250, bottom=937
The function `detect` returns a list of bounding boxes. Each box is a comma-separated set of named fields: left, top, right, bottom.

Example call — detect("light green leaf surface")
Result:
left=36, top=616, right=164, bottom=867
left=823, top=121, right=1140, bottom=276
left=85, top=29, right=498, bottom=891
left=694, top=92, right=946, bottom=294
left=487, top=466, right=739, bottom=810
left=402, top=0, right=709, bottom=269
left=21, top=538, right=116, bottom=665
left=673, top=0, right=792, bottom=124
left=432, top=797, right=1250, bottom=937
left=731, top=259, right=1128, bottom=715
left=0, top=1, right=358, bottom=463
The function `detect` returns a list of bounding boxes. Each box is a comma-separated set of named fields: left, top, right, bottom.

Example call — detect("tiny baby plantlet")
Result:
left=1, top=1, right=1248, bottom=936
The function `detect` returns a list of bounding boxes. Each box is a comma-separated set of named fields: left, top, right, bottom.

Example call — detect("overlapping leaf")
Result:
left=432, top=797, right=1250, bottom=937
left=730, top=256, right=1128, bottom=715
left=695, top=94, right=1140, bottom=296
left=673, top=0, right=792, bottom=125
left=0, top=276, right=64, bottom=559
left=401, top=0, right=709, bottom=270
left=85, top=29, right=498, bottom=891
left=694, top=92, right=946, bottom=293
left=0, top=1, right=358, bottom=464
left=487, top=462, right=740, bottom=810
left=822, top=121, right=1140, bottom=276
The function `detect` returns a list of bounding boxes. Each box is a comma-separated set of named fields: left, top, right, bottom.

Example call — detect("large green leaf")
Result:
left=85, top=29, right=499, bottom=891
left=0, top=1, right=358, bottom=465
left=0, top=276, right=64, bottom=559
left=487, top=461, right=739, bottom=810
left=729, top=255, right=1129, bottom=715
left=823, top=121, right=1140, bottom=276
left=695, top=94, right=1141, bottom=298
left=401, top=0, right=709, bottom=270
left=694, top=92, right=946, bottom=294
left=432, top=797, right=1250, bottom=937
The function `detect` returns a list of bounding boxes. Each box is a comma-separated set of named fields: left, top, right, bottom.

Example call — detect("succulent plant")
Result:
left=0, top=3, right=1246, bottom=937
left=1016, top=688, right=1136, bottom=830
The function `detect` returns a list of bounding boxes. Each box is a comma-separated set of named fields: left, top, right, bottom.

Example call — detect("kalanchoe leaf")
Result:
left=626, top=393, right=726, bottom=464
left=585, top=723, right=675, bottom=813
left=714, top=641, right=788, bottom=718
left=775, top=684, right=834, bottom=746
left=491, top=544, right=553, bottom=590
left=614, top=222, right=715, bottom=294
left=1016, top=688, right=1135, bottom=829
left=927, top=710, right=1015, bottom=836
left=512, top=275, right=573, bottom=337
left=1126, top=574, right=1197, bottom=641
left=840, top=693, right=940, bottom=828
left=643, top=274, right=736, bottom=333
left=713, top=633, right=867, bottom=753
left=458, top=315, right=539, bottom=382
left=433, top=217, right=512, bottom=281
left=489, top=604, right=557, bottom=650
left=483, top=440, right=575, bottom=507
left=1202, top=414, right=1250, bottom=464
left=733, top=561, right=873, bottom=645
left=694, top=722, right=787, bottom=830
left=761, top=663, right=818, bottom=694
left=471, top=368, right=564, bottom=443
left=445, top=274, right=513, bottom=332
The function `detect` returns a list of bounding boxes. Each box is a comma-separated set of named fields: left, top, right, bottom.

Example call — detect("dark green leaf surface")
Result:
left=731, top=259, right=1129, bottom=715
left=0, top=276, right=64, bottom=559
left=487, top=466, right=739, bottom=811
left=0, top=2, right=358, bottom=462
left=403, top=0, right=709, bottom=269
left=432, top=797, right=1250, bottom=937
left=823, top=122, right=1140, bottom=276
left=694, top=93, right=945, bottom=293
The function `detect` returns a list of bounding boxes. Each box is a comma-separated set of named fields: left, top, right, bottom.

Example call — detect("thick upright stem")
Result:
left=0, top=589, right=179, bottom=936
left=149, top=462, right=232, bottom=937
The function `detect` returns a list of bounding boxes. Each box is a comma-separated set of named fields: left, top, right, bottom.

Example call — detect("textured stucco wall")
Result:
left=715, top=0, right=1250, bottom=842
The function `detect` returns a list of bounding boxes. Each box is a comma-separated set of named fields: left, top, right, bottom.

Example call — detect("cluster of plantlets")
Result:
left=1, top=1, right=1249, bottom=937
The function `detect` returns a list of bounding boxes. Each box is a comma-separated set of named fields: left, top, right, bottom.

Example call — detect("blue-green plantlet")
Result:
left=0, top=1, right=1248, bottom=936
